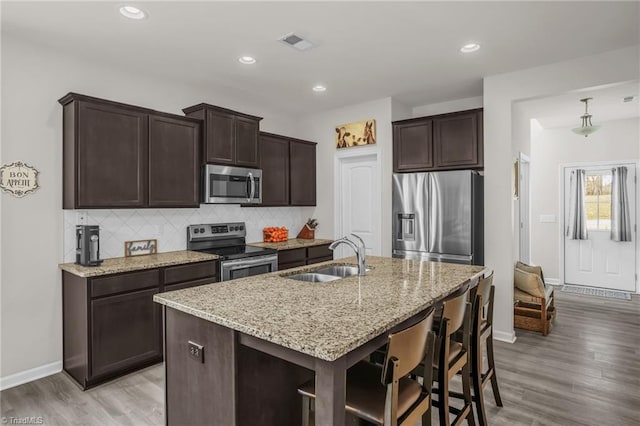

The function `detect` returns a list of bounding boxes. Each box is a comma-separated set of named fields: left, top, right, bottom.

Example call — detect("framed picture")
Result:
left=335, top=119, right=376, bottom=148
left=124, top=239, right=158, bottom=257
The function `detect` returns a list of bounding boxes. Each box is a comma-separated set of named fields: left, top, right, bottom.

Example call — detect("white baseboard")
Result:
left=493, top=329, right=517, bottom=344
left=545, top=278, right=561, bottom=286
left=0, top=361, right=62, bottom=391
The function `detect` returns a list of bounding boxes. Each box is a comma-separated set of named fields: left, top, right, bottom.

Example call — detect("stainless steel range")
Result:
left=187, top=222, right=278, bottom=281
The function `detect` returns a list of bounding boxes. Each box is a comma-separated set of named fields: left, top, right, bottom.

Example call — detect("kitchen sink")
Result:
left=286, top=273, right=342, bottom=283
left=313, top=265, right=360, bottom=278
left=284, top=264, right=370, bottom=283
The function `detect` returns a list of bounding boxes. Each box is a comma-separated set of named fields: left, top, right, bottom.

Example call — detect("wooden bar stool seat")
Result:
left=298, top=310, right=436, bottom=426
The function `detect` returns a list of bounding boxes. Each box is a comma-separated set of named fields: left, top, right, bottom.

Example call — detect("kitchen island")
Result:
left=153, top=256, right=487, bottom=426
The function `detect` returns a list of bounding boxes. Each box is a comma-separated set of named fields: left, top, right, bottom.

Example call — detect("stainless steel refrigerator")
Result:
left=392, top=170, right=484, bottom=265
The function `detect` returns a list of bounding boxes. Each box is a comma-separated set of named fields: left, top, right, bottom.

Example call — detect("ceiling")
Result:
left=518, top=81, right=640, bottom=129
left=3, top=1, right=639, bottom=116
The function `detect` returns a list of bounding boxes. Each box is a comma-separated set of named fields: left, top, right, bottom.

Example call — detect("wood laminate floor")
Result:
left=2, top=291, right=639, bottom=426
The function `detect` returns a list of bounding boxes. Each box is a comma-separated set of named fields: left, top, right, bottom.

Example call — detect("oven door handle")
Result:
left=222, top=255, right=277, bottom=269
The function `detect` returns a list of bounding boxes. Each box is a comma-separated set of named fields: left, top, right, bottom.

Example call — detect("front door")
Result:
left=564, top=164, right=636, bottom=291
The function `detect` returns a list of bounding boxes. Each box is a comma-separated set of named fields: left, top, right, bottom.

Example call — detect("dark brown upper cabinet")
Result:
left=257, top=132, right=316, bottom=207
left=393, top=119, right=433, bottom=172
left=393, top=108, right=483, bottom=172
left=260, top=133, right=290, bottom=206
left=182, top=103, right=262, bottom=168
left=290, top=140, right=316, bottom=206
left=148, top=114, right=200, bottom=207
left=59, top=93, right=201, bottom=209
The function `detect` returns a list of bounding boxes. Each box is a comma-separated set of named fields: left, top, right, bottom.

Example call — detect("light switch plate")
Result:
left=76, top=211, right=88, bottom=225
left=188, top=341, right=204, bottom=363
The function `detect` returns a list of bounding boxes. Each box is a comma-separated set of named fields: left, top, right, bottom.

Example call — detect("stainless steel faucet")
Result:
left=329, top=235, right=367, bottom=276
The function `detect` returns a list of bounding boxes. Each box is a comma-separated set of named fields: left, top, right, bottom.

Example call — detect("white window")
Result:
left=585, top=171, right=612, bottom=231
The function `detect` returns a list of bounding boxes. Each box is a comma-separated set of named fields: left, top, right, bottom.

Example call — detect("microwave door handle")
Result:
left=249, top=173, right=256, bottom=201
left=246, top=173, right=251, bottom=202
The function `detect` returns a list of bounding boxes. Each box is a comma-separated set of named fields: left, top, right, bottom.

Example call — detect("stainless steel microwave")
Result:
left=203, top=164, right=262, bottom=204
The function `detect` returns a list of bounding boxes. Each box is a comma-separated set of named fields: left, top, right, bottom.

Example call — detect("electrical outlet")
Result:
left=76, top=211, right=88, bottom=225
left=188, top=341, right=204, bottom=363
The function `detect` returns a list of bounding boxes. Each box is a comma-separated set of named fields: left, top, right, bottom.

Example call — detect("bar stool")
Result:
left=430, top=288, right=475, bottom=426
left=469, top=273, right=502, bottom=426
left=298, top=309, right=436, bottom=426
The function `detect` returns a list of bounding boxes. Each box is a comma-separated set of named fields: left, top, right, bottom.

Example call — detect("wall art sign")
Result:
left=0, top=161, right=40, bottom=197
left=335, top=119, right=376, bottom=149
left=124, top=239, right=158, bottom=257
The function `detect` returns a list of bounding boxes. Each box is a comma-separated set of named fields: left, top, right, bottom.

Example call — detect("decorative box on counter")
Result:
left=263, top=227, right=288, bottom=243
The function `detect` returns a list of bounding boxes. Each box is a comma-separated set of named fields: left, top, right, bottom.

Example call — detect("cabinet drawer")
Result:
left=307, top=244, right=332, bottom=260
left=279, top=260, right=307, bottom=271
left=277, top=248, right=306, bottom=264
left=163, top=277, right=217, bottom=292
left=163, top=261, right=217, bottom=285
left=91, top=269, right=160, bottom=298
left=307, top=256, right=333, bottom=266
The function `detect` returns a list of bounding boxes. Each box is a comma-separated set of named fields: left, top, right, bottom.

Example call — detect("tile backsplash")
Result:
left=63, top=205, right=316, bottom=262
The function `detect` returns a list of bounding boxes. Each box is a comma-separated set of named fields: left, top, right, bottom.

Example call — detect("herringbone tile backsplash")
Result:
left=63, top=205, right=315, bottom=261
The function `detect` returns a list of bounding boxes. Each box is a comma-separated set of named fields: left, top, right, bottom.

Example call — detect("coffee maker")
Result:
left=76, top=225, right=103, bottom=266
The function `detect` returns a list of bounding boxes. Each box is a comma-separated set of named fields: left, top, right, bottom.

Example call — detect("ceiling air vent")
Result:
left=278, top=33, right=315, bottom=51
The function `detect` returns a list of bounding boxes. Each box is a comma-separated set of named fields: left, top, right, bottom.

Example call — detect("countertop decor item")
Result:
left=335, top=119, right=376, bottom=148
left=249, top=238, right=333, bottom=251
left=0, top=161, right=39, bottom=197
left=263, top=227, right=288, bottom=243
left=296, top=218, right=318, bottom=239
left=125, top=239, right=158, bottom=257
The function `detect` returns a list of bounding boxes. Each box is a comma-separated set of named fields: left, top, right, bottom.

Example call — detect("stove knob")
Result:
left=200, top=228, right=205, bottom=233
left=239, top=225, right=244, bottom=231
left=194, top=228, right=199, bottom=234
left=233, top=226, right=239, bottom=231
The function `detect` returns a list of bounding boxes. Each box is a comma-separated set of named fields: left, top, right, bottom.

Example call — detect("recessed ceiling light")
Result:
left=119, top=5, right=147, bottom=20
left=238, top=56, right=257, bottom=65
left=312, top=85, right=327, bottom=93
left=460, top=43, right=480, bottom=53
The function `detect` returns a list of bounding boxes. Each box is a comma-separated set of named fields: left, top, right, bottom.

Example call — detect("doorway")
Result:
left=335, top=152, right=382, bottom=259
left=562, top=162, right=637, bottom=291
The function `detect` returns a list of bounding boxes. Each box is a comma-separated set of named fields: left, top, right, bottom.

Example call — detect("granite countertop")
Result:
left=248, top=238, right=334, bottom=251
left=154, top=256, right=488, bottom=361
left=59, top=250, right=219, bottom=278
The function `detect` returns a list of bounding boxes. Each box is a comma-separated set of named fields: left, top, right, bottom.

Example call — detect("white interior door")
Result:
left=564, top=164, right=636, bottom=291
left=519, top=155, right=531, bottom=264
left=336, top=154, right=381, bottom=259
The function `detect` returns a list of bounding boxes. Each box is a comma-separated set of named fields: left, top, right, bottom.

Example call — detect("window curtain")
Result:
left=566, top=169, right=588, bottom=240
left=611, top=166, right=632, bottom=242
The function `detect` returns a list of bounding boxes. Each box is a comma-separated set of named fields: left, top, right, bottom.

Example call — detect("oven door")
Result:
left=204, top=164, right=262, bottom=204
left=220, top=254, right=278, bottom=281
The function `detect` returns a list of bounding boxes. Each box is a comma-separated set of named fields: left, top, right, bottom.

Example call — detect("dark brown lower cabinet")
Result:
left=62, top=260, right=217, bottom=390
left=277, top=244, right=333, bottom=271
left=90, top=288, right=162, bottom=378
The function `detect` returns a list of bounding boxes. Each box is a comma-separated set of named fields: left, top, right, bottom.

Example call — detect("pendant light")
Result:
left=572, top=97, right=600, bottom=137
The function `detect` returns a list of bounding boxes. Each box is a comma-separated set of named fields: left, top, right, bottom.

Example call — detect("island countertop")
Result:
left=154, top=256, right=487, bottom=361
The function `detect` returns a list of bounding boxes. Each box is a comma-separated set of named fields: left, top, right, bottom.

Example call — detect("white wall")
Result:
left=294, top=98, right=396, bottom=257
left=530, top=118, right=640, bottom=281
left=412, top=96, right=483, bottom=117
left=0, top=35, right=302, bottom=386
left=483, top=45, right=640, bottom=342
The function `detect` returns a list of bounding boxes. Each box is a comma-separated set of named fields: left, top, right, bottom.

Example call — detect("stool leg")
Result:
left=486, top=335, right=503, bottom=407
left=461, top=361, right=476, bottom=426
left=422, top=404, right=432, bottom=426
left=438, top=366, right=449, bottom=426
left=301, top=395, right=310, bottom=426
left=472, top=339, right=487, bottom=426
